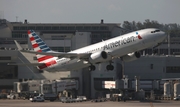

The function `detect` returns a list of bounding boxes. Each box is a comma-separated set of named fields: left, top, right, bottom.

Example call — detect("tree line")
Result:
left=121, top=19, right=180, bottom=37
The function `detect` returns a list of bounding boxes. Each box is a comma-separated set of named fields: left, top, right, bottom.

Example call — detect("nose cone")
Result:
left=158, top=31, right=167, bottom=42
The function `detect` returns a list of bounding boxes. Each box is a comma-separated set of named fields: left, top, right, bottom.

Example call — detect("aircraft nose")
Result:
left=160, top=31, right=166, bottom=39
left=158, top=31, right=167, bottom=42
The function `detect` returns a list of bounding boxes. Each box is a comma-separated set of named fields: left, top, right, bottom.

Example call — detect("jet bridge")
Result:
left=52, top=80, right=79, bottom=97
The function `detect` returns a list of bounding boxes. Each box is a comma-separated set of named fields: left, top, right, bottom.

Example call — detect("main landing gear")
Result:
left=88, top=62, right=114, bottom=71
left=89, top=65, right=96, bottom=71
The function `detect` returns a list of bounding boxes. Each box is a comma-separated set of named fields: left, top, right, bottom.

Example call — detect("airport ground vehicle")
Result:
left=30, top=96, right=44, bottom=102
left=61, top=97, right=73, bottom=103
left=75, top=97, right=83, bottom=102
left=61, top=97, right=84, bottom=103
left=33, top=93, right=57, bottom=101
left=0, top=94, right=7, bottom=99
left=7, top=94, right=16, bottom=99
left=29, top=93, right=56, bottom=102
left=43, top=93, right=57, bottom=101
left=174, top=96, right=180, bottom=101
left=77, top=96, right=87, bottom=101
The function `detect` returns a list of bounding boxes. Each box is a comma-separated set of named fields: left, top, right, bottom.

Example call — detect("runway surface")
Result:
left=0, top=99, right=179, bottom=107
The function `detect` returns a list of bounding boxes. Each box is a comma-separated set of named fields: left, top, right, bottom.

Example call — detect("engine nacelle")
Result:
left=121, top=52, right=141, bottom=62
left=89, top=51, right=111, bottom=64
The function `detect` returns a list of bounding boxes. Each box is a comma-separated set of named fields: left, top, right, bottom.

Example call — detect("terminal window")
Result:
left=166, top=66, right=180, bottom=73
left=0, top=64, right=18, bottom=79
left=0, top=56, right=11, bottom=60
left=50, top=47, right=70, bottom=52
left=150, top=64, right=153, bottom=69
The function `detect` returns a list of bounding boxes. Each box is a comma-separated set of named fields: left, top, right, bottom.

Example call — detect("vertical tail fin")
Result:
left=28, top=30, right=57, bottom=69
left=28, top=30, right=51, bottom=52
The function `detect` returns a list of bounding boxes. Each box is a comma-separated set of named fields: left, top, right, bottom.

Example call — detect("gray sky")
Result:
left=0, top=0, right=180, bottom=24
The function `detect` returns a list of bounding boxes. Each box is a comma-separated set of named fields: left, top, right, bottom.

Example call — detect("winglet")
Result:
left=14, top=40, right=23, bottom=50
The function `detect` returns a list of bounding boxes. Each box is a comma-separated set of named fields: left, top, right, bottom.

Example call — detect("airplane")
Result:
left=12, top=28, right=166, bottom=72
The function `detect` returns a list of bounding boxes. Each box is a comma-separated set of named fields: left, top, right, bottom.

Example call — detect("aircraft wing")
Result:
left=20, top=50, right=91, bottom=59
left=7, top=63, right=45, bottom=66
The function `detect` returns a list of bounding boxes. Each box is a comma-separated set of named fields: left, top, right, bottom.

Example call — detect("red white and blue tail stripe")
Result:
left=28, top=30, right=57, bottom=69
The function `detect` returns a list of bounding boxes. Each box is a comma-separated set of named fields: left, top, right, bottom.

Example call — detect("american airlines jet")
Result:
left=14, top=28, right=166, bottom=72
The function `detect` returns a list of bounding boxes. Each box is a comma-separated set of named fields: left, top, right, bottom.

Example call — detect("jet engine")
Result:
left=89, top=51, right=111, bottom=64
left=121, top=52, right=141, bottom=62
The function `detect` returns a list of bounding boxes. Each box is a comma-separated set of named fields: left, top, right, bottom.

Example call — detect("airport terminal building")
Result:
left=0, top=19, right=180, bottom=98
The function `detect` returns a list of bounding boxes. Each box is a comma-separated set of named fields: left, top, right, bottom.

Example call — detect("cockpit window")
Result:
left=151, top=29, right=160, bottom=33
left=154, top=30, right=160, bottom=32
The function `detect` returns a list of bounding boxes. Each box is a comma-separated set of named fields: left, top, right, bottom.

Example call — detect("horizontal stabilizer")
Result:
left=14, top=40, right=23, bottom=50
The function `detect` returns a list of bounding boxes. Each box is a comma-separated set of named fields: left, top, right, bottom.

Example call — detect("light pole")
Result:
left=168, top=26, right=171, bottom=56
left=64, top=37, right=65, bottom=52
left=122, top=60, right=125, bottom=79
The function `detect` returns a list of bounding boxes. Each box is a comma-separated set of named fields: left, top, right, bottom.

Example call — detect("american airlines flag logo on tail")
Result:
left=28, top=30, right=57, bottom=69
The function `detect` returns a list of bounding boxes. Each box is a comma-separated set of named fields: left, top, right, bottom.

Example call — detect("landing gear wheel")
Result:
left=89, top=65, right=96, bottom=71
left=106, top=65, right=114, bottom=71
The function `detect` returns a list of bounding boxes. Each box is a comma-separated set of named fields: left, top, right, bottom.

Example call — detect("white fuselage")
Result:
left=43, top=28, right=166, bottom=72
